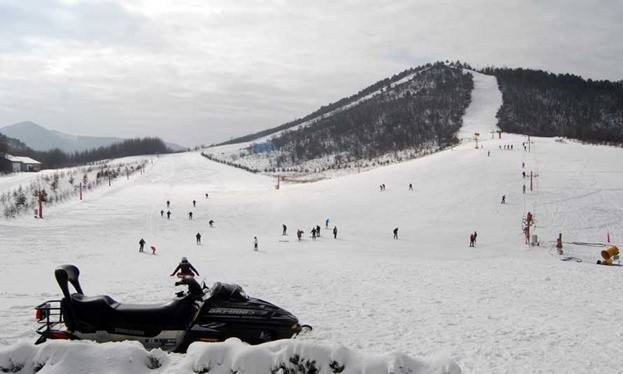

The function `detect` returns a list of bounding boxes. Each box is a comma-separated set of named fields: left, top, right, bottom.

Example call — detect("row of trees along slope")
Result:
left=268, top=62, right=473, bottom=165
left=0, top=135, right=170, bottom=170
left=484, top=67, right=623, bottom=144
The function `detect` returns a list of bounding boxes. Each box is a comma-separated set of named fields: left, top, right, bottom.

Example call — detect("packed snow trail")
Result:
left=458, top=71, right=503, bottom=142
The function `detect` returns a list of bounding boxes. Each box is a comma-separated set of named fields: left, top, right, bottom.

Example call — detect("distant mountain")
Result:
left=0, top=121, right=185, bottom=152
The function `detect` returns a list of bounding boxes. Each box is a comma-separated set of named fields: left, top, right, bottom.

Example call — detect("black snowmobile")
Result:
left=34, top=265, right=311, bottom=352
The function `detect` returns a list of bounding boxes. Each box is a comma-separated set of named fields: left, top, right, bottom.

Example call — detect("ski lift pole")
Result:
left=38, top=191, right=43, bottom=219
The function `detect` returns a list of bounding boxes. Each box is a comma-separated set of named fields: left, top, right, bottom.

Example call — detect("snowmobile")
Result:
left=34, top=264, right=311, bottom=352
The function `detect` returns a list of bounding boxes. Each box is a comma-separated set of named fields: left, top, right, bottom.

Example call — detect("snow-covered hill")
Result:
left=1, top=123, right=623, bottom=372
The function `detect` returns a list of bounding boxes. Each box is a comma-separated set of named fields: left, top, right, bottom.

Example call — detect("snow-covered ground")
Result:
left=1, top=132, right=623, bottom=372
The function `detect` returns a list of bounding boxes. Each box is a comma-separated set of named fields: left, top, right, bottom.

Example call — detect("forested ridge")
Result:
left=483, top=67, right=623, bottom=143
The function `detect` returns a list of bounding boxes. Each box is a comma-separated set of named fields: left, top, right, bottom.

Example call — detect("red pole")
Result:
left=79, top=182, right=83, bottom=200
left=530, top=171, right=533, bottom=192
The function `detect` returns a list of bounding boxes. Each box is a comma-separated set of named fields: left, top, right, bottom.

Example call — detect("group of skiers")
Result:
left=281, top=220, right=338, bottom=242
left=499, top=144, right=514, bottom=150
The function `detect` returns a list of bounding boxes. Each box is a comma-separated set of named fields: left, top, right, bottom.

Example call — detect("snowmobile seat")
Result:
left=68, top=293, right=194, bottom=335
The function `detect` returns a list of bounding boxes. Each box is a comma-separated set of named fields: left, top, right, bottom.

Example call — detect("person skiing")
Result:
left=487, top=150, right=490, bottom=157
left=555, top=233, right=563, bottom=255
left=526, top=211, right=533, bottom=226
left=166, top=210, right=171, bottom=219
left=311, top=228, right=316, bottom=240
left=253, top=236, right=258, bottom=251
left=209, top=219, right=214, bottom=227
left=393, top=227, right=398, bottom=239
left=522, top=171, right=526, bottom=178
left=409, top=183, right=413, bottom=191
left=139, top=238, right=146, bottom=252
left=192, top=200, right=196, bottom=207
left=166, top=200, right=170, bottom=208
left=473, top=231, right=477, bottom=245
left=282, top=224, right=287, bottom=236
left=188, top=211, right=193, bottom=220
left=316, top=225, right=321, bottom=237
left=333, top=226, right=338, bottom=239
left=297, top=229, right=303, bottom=241
left=170, top=257, right=199, bottom=278
left=160, top=210, right=164, bottom=218
left=205, top=193, right=209, bottom=199
left=469, top=233, right=475, bottom=247
left=501, top=195, right=506, bottom=204
left=523, top=225, right=530, bottom=244
left=325, top=218, right=330, bottom=228
left=522, top=162, right=525, bottom=168
left=196, top=232, right=201, bottom=245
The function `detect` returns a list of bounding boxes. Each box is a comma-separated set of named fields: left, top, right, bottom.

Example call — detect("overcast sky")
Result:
left=0, top=0, right=621, bottom=146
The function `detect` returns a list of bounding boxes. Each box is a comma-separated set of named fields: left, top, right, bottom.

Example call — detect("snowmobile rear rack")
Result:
left=35, top=300, right=66, bottom=344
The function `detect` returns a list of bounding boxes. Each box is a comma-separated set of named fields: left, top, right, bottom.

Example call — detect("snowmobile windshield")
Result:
left=209, top=282, right=248, bottom=301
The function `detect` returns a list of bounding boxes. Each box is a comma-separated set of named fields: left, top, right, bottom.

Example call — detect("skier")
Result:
left=522, top=162, right=525, bottom=168
left=526, top=211, right=533, bottom=226
left=170, top=257, right=199, bottom=278
left=188, top=211, right=193, bottom=220
left=501, top=195, right=506, bottom=204
left=311, top=228, right=316, bottom=240
left=473, top=231, right=478, bottom=244
left=253, top=236, right=258, bottom=251
left=297, top=229, right=303, bottom=241
left=205, top=193, right=209, bottom=199
left=523, top=225, right=530, bottom=244
left=282, top=224, right=287, bottom=236
left=379, top=184, right=383, bottom=192
left=522, top=171, right=526, bottom=178
left=139, top=238, right=145, bottom=252
left=487, top=150, right=490, bottom=157
left=193, top=200, right=196, bottom=207
left=393, top=227, right=398, bottom=239
left=382, top=184, right=386, bottom=191
left=166, top=210, right=171, bottom=219
left=325, top=218, right=330, bottom=228
left=333, top=226, right=338, bottom=239
left=523, top=184, right=526, bottom=194
left=160, top=210, right=164, bottom=218
left=316, top=225, right=321, bottom=237
left=209, top=219, right=214, bottom=227
left=166, top=200, right=170, bottom=208
left=469, top=233, right=474, bottom=247
left=555, top=233, right=563, bottom=255
left=196, top=232, right=201, bottom=245
left=409, top=183, right=413, bottom=191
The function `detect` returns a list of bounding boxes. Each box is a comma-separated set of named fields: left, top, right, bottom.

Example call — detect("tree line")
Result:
left=482, top=67, right=623, bottom=144
left=1, top=136, right=170, bottom=170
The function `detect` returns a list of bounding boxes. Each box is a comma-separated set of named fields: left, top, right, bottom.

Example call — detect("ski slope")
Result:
left=1, top=132, right=623, bottom=372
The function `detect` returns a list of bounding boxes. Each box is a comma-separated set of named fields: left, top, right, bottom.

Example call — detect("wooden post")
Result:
left=38, top=192, right=43, bottom=219
left=79, top=182, right=83, bottom=200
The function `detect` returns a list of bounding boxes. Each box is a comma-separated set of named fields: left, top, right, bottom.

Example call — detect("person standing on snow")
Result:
left=205, top=193, right=209, bottom=199
left=393, top=227, right=399, bottom=239
left=166, top=210, right=171, bottom=219
left=473, top=231, right=477, bottom=245
left=409, top=183, right=413, bottom=191
left=501, top=195, right=506, bottom=204
left=311, top=228, right=316, bottom=240
left=209, top=219, right=214, bottom=227
left=160, top=210, right=164, bottom=218
left=253, top=236, right=258, bottom=251
left=139, top=238, right=146, bottom=252
left=188, top=211, right=193, bottom=220
left=196, top=232, right=201, bottom=245
left=192, top=200, right=196, bottom=207
left=297, top=230, right=303, bottom=241
left=333, top=226, right=338, bottom=239
left=170, top=257, right=199, bottom=278
left=316, top=225, right=321, bottom=237
left=282, top=224, right=287, bottom=236
left=469, top=233, right=475, bottom=247
left=166, top=200, right=170, bottom=208
left=325, top=218, right=330, bottom=228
